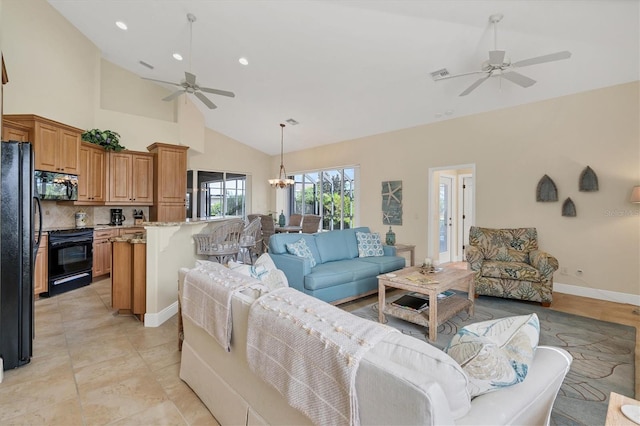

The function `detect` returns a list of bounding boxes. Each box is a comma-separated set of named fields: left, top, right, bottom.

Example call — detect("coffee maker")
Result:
left=110, top=208, right=125, bottom=226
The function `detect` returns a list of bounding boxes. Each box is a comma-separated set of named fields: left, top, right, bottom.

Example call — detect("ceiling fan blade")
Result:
left=199, top=87, right=236, bottom=98
left=488, top=50, right=505, bottom=66
left=185, top=71, right=197, bottom=86
left=459, top=74, right=492, bottom=96
left=162, top=90, right=185, bottom=102
left=194, top=91, right=217, bottom=109
left=141, top=77, right=182, bottom=87
left=512, top=51, right=572, bottom=68
left=501, top=71, right=536, bottom=88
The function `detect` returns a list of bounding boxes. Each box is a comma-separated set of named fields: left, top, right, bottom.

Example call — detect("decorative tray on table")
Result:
left=419, top=266, right=443, bottom=275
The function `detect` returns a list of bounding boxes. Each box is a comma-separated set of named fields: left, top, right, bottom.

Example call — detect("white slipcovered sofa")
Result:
left=178, top=265, right=572, bottom=426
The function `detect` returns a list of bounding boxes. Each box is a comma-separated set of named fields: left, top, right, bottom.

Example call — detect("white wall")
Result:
left=283, top=82, right=640, bottom=301
left=1, top=0, right=97, bottom=129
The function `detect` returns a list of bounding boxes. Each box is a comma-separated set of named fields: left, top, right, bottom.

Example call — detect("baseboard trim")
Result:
left=144, top=301, right=179, bottom=327
left=554, top=281, right=640, bottom=307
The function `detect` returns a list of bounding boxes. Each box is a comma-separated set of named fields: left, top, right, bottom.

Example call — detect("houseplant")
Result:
left=81, top=129, right=126, bottom=151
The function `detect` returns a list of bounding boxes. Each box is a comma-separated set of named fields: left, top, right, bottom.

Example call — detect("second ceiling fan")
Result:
left=142, top=13, right=235, bottom=109
left=433, top=14, right=571, bottom=96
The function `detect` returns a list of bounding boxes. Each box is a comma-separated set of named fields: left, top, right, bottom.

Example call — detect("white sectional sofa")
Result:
left=178, top=266, right=572, bottom=426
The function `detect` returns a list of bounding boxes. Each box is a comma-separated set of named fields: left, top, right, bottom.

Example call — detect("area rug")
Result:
left=350, top=295, right=635, bottom=426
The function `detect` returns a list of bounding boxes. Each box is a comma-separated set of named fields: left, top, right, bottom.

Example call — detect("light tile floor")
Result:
left=1, top=273, right=637, bottom=425
left=0, top=277, right=219, bottom=425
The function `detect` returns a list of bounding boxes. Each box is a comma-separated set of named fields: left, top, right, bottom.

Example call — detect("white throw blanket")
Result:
left=182, top=262, right=262, bottom=351
left=247, top=287, right=396, bottom=426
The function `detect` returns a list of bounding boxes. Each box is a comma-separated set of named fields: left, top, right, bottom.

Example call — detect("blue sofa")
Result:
left=268, top=227, right=406, bottom=303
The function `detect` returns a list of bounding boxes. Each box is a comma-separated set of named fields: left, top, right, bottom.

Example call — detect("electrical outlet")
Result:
left=576, top=269, right=583, bottom=275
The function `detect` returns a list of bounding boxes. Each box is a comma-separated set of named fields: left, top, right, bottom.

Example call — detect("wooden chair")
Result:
left=257, top=214, right=275, bottom=252
left=289, top=213, right=302, bottom=227
left=239, top=217, right=262, bottom=264
left=301, top=214, right=321, bottom=233
left=193, top=219, right=245, bottom=264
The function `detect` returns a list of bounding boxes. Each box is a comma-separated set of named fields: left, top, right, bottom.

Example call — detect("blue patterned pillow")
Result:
left=445, top=313, right=539, bottom=397
left=286, top=238, right=316, bottom=267
left=356, top=232, right=384, bottom=257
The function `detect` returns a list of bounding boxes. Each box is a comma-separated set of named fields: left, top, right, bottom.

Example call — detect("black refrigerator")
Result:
left=0, top=141, right=42, bottom=370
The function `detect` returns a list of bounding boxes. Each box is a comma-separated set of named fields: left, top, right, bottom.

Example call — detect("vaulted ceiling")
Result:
left=48, top=0, right=639, bottom=155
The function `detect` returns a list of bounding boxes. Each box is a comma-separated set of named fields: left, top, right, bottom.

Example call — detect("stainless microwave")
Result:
left=34, top=171, right=78, bottom=201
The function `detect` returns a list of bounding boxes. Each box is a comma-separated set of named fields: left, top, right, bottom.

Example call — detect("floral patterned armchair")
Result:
left=466, top=227, right=559, bottom=306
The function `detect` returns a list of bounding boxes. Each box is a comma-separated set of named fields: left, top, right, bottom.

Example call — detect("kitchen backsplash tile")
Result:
left=38, top=203, right=149, bottom=229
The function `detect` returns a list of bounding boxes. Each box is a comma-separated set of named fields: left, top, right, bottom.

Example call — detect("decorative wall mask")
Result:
left=536, top=175, right=558, bottom=202
left=382, top=180, right=402, bottom=225
left=562, top=198, right=576, bottom=217
left=579, top=166, right=599, bottom=192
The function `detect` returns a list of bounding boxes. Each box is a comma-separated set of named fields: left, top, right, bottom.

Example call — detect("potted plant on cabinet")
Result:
left=81, top=129, right=126, bottom=151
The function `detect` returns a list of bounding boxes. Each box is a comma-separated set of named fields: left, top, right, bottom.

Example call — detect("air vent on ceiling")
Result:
left=285, top=118, right=299, bottom=126
left=139, top=60, right=154, bottom=70
left=430, top=68, right=450, bottom=80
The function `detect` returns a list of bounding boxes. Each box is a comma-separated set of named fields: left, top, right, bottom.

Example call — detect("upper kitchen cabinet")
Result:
left=3, top=114, right=81, bottom=174
left=77, top=142, right=106, bottom=204
left=147, top=142, right=189, bottom=222
left=106, top=150, right=154, bottom=205
left=2, top=119, right=30, bottom=142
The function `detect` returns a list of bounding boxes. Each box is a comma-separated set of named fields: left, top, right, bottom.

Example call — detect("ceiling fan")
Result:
left=432, top=13, right=571, bottom=96
left=142, top=13, right=235, bottom=109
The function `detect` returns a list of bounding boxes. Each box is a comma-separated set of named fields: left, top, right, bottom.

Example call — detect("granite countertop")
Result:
left=110, top=233, right=146, bottom=244
left=141, top=217, right=231, bottom=227
left=40, top=224, right=146, bottom=233
left=94, top=224, right=145, bottom=231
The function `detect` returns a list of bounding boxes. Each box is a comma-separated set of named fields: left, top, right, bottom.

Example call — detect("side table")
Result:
left=606, top=392, right=640, bottom=425
left=391, top=243, right=415, bottom=266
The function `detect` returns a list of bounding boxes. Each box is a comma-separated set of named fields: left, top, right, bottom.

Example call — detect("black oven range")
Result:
left=44, top=228, right=93, bottom=297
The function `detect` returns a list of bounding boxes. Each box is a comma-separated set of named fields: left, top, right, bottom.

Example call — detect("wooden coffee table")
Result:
left=377, top=266, right=475, bottom=342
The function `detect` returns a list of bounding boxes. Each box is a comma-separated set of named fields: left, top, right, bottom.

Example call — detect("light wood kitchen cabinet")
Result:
left=3, top=114, right=81, bottom=174
left=111, top=237, right=146, bottom=321
left=77, top=142, right=106, bottom=204
left=34, top=233, right=48, bottom=297
left=147, top=142, right=189, bottom=222
left=2, top=119, right=30, bottom=141
left=106, top=150, right=154, bottom=205
left=93, top=229, right=118, bottom=277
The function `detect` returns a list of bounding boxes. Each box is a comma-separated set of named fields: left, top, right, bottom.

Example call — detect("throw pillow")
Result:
left=355, top=231, right=384, bottom=257
left=286, top=238, right=317, bottom=267
left=444, top=313, right=539, bottom=397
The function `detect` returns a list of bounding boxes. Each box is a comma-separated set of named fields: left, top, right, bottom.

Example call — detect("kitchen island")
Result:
left=111, top=232, right=147, bottom=320
left=142, top=217, right=232, bottom=327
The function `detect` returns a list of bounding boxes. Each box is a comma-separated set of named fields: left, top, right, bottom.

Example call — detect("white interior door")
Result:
left=439, top=175, right=454, bottom=263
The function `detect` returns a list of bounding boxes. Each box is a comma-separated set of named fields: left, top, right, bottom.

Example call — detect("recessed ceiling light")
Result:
left=238, top=57, right=249, bottom=66
left=173, top=53, right=183, bottom=61
left=115, top=21, right=127, bottom=30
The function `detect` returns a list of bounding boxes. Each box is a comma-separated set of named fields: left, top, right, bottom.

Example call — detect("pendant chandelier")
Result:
left=268, top=123, right=295, bottom=188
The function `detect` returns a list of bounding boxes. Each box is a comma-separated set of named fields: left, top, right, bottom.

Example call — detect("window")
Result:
left=289, top=167, right=356, bottom=230
left=190, top=171, right=247, bottom=218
